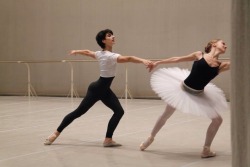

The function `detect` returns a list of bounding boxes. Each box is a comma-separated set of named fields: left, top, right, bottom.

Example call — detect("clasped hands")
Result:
left=144, top=60, right=160, bottom=72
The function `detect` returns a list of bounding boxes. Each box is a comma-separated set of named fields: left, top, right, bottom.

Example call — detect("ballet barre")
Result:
left=61, top=60, right=97, bottom=98
left=0, top=61, right=37, bottom=98
left=0, top=57, right=230, bottom=100
left=0, top=60, right=133, bottom=103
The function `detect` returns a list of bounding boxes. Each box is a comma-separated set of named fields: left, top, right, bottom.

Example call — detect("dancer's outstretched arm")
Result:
left=219, top=61, right=230, bottom=73
left=149, top=51, right=202, bottom=72
left=69, top=50, right=153, bottom=69
left=117, top=55, right=152, bottom=67
left=69, top=50, right=96, bottom=59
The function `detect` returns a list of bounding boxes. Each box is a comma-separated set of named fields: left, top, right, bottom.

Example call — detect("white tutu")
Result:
left=151, top=67, right=229, bottom=118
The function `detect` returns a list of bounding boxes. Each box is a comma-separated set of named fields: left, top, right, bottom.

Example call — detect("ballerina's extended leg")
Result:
left=140, top=105, right=175, bottom=151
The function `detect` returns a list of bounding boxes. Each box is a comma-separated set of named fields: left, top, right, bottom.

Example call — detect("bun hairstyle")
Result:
left=204, top=39, right=221, bottom=53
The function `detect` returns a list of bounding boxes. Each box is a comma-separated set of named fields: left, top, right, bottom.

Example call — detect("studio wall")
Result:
left=0, top=0, right=231, bottom=99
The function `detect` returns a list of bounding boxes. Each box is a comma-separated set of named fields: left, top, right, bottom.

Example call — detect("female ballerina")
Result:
left=44, top=29, right=152, bottom=147
left=140, top=39, right=230, bottom=158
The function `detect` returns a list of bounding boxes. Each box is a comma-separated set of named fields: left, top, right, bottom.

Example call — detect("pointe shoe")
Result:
left=140, top=136, right=154, bottom=151
left=201, top=146, right=216, bottom=158
left=103, top=141, right=122, bottom=147
left=44, top=132, right=59, bottom=145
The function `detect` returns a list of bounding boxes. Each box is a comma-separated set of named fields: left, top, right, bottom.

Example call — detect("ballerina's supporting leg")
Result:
left=140, top=104, right=175, bottom=151
left=201, top=114, right=223, bottom=158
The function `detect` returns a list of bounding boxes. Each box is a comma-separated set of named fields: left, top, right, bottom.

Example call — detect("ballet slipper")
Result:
left=44, top=132, right=59, bottom=145
left=103, top=141, right=122, bottom=147
left=140, top=136, right=154, bottom=151
left=201, top=146, right=216, bottom=158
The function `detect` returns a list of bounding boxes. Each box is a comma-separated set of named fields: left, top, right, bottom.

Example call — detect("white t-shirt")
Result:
left=95, top=51, right=120, bottom=77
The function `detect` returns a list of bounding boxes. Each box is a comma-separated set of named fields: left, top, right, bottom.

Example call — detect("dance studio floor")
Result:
left=0, top=96, right=231, bottom=167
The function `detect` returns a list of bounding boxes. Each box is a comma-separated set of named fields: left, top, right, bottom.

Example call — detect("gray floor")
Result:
left=0, top=96, right=231, bottom=167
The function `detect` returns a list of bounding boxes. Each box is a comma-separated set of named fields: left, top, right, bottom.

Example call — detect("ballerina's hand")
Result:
left=148, top=62, right=159, bottom=72
left=144, top=60, right=153, bottom=69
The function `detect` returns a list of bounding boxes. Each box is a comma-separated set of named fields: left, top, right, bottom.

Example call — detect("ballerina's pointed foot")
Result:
left=44, top=132, right=60, bottom=145
left=201, top=146, right=216, bottom=158
left=140, top=136, right=154, bottom=151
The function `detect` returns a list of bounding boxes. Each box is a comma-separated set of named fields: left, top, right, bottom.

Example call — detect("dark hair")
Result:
left=204, top=39, right=221, bottom=53
left=96, top=29, right=113, bottom=49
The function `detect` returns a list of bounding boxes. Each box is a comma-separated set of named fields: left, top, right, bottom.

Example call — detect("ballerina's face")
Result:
left=215, top=40, right=227, bottom=54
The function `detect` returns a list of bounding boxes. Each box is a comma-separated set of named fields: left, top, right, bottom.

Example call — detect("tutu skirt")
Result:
left=150, top=67, right=229, bottom=118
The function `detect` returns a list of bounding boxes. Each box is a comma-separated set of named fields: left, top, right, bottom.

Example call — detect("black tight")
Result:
left=57, top=77, right=124, bottom=138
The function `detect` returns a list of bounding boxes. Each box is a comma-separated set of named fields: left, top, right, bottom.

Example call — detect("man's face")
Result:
left=102, top=33, right=115, bottom=47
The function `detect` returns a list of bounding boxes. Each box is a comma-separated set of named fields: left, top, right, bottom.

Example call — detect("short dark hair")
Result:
left=96, top=29, right=113, bottom=49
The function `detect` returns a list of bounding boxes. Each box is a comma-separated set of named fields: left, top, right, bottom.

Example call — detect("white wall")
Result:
left=0, top=0, right=231, bottom=99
